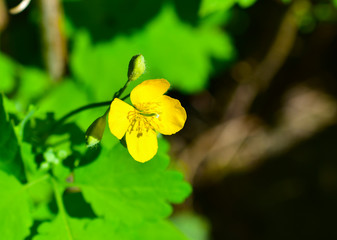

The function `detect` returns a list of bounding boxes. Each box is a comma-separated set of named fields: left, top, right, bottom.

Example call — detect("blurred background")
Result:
left=2, top=0, right=337, bottom=239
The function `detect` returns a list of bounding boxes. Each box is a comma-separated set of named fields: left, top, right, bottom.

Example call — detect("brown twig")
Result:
left=0, top=0, right=8, bottom=31
left=39, top=0, right=67, bottom=81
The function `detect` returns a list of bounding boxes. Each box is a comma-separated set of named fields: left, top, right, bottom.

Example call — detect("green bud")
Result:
left=128, top=54, right=146, bottom=81
left=85, top=114, right=107, bottom=147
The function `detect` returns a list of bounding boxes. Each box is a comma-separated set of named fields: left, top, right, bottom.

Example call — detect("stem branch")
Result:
left=23, top=174, right=49, bottom=190
left=55, top=82, right=131, bottom=128
left=56, top=101, right=111, bottom=126
left=51, top=177, right=73, bottom=240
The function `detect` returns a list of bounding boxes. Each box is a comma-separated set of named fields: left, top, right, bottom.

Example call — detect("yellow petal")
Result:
left=131, top=79, right=170, bottom=106
left=151, top=95, right=187, bottom=135
left=108, top=98, right=134, bottom=139
left=125, top=120, right=158, bottom=163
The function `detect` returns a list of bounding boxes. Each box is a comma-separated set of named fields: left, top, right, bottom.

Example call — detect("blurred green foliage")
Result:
left=70, top=4, right=235, bottom=96
left=199, top=0, right=256, bottom=16
left=172, top=212, right=210, bottom=240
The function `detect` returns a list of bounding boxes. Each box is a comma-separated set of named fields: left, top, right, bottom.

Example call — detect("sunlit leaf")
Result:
left=34, top=169, right=190, bottom=239
left=35, top=80, right=104, bottom=131
left=73, top=138, right=192, bottom=224
left=35, top=214, right=188, bottom=240
left=33, top=214, right=90, bottom=240
left=238, top=0, right=257, bottom=8
left=0, top=170, right=33, bottom=240
left=85, top=219, right=188, bottom=240
left=199, top=0, right=237, bottom=17
left=199, top=0, right=256, bottom=16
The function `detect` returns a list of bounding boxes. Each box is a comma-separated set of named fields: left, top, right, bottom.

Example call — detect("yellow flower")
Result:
left=108, top=79, right=187, bottom=163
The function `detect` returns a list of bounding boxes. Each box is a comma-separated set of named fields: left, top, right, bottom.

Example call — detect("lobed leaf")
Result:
left=73, top=138, right=192, bottom=225
left=33, top=214, right=90, bottom=240
left=34, top=215, right=188, bottom=240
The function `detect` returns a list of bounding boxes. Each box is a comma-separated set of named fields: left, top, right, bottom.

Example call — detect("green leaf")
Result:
left=199, top=0, right=237, bottom=17
left=35, top=215, right=188, bottom=240
left=16, top=67, right=50, bottom=108
left=33, top=177, right=89, bottom=240
left=0, top=53, right=51, bottom=111
left=0, top=94, right=26, bottom=181
left=199, top=0, right=256, bottom=16
left=33, top=174, right=188, bottom=239
left=33, top=214, right=90, bottom=240
left=84, top=219, right=188, bottom=240
left=70, top=5, right=235, bottom=94
left=20, top=143, right=54, bottom=206
left=0, top=53, right=16, bottom=93
left=126, top=220, right=188, bottom=240
left=37, top=80, right=89, bottom=119
left=237, top=0, right=257, bottom=8
left=73, top=138, right=192, bottom=225
left=35, top=80, right=103, bottom=131
left=0, top=170, right=33, bottom=240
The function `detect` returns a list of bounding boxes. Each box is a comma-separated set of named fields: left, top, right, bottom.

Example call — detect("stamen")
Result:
left=127, top=109, right=155, bottom=136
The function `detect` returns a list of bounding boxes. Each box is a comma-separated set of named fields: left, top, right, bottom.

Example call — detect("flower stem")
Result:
left=55, top=81, right=131, bottom=127
left=54, top=94, right=130, bottom=130
left=23, top=174, right=50, bottom=190
left=51, top=177, right=74, bottom=240
left=114, top=80, right=130, bottom=99
left=56, top=101, right=111, bottom=126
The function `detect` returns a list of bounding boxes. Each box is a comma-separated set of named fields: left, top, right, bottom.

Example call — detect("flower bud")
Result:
left=85, top=114, right=107, bottom=147
left=128, top=54, right=146, bottom=81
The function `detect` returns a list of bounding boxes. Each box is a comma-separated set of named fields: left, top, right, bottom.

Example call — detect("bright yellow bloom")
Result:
left=108, top=79, right=187, bottom=163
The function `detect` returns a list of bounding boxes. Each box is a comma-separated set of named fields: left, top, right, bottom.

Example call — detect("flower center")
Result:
left=127, top=109, right=155, bottom=138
